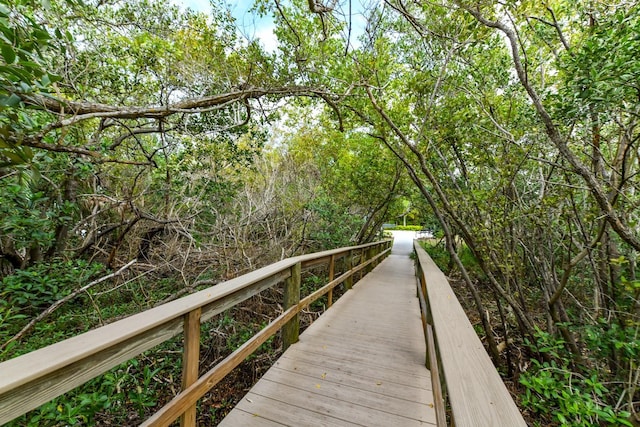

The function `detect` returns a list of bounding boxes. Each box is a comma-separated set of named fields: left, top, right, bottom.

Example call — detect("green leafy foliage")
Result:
left=0, top=183, right=51, bottom=247
left=583, top=320, right=640, bottom=383
left=556, top=5, right=640, bottom=119
left=385, top=225, right=423, bottom=231
left=1, top=259, right=103, bottom=314
left=306, top=194, right=364, bottom=248
left=0, top=1, right=59, bottom=97
left=0, top=0, right=61, bottom=167
left=520, top=327, right=633, bottom=426
left=213, top=314, right=275, bottom=361
left=419, top=240, right=449, bottom=272
left=301, top=274, right=327, bottom=311
left=520, top=359, right=632, bottom=426
left=8, top=351, right=176, bottom=426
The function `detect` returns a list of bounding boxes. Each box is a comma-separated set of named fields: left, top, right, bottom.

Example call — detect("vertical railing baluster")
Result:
left=345, top=249, right=354, bottom=290
left=372, top=244, right=377, bottom=268
left=180, top=308, right=201, bottom=427
left=282, top=262, right=301, bottom=351
left=328, top=254, right=335, bottom=307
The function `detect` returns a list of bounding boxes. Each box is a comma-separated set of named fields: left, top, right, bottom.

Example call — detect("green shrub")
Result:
left=306, top=195, right=364, bottom=249
left=418, top=240, right=449, bottom=271
left=520, top=327, right=633, bottom=426
left=1, top=260, right=105, bottom=359
left=9, top=343, right=180, bottom=426
left=584, top=320, right=640, bottom=376
left=458, top=245, right=482, bottom=276
left=1, top=260, right=104, bottom=315
left=386, top=225, right=423, bottom=231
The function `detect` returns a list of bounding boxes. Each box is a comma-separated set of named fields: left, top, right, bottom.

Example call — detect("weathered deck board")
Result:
left=219, top=241, right=435, bottom=426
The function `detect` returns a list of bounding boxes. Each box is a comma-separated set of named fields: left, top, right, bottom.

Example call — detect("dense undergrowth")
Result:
left=420, top=240, right=637, bottom=427
left=0, top=253, right=348, bottom=425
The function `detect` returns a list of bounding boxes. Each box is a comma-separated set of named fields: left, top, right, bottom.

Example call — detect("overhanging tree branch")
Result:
left=15, top=86, right=342, bottom=157
left=459, top=2, right=640, bottom=253
left=24, top=86, right=336, bottom=123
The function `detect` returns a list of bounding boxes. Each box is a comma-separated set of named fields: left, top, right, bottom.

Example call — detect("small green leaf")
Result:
left=48, top=72, right=62, bottom=83
left=0, top=65, right=31, bottom=81
left=32, top=29, right=50, bottom=42
left=22, top=146, right=33, bottom=160
left=1, top=44, right=15, bottom=64
left=2, top=151, right=27, bottom=165
left=0, top=93, right=21, bottom=107
left=39, top=74, right=51, bottom=87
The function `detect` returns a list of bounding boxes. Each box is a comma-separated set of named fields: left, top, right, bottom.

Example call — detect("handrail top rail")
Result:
left=413, top=240, right=526, bottom=427
left=0, top=240, right=390, bottom=394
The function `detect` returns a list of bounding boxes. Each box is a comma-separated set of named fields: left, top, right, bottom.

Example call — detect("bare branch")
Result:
left=13, top=86, right=342, bottom=159
left=17, top=138, right=101, bottom=157
left=109, top=124, right=168, bottom=150
left=23, top=87, right=333, bottom=121
left=546, top=6, right=572, bottom=53
left=307, top=0, right=336, bottom=14
left=276, top=0, right=302, bottom=49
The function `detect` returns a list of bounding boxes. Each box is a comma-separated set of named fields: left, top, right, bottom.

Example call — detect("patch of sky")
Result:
left=171, top=0, right=277, bottom=52
left=172, top=1, right=376, bottom=53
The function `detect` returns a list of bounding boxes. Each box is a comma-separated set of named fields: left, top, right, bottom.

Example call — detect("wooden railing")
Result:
left=413, top=241, right=527, bottom=426
left=0, top=240, right=392, bottom=426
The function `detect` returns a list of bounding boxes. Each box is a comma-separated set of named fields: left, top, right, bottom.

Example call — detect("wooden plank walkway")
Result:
left=219, top=235, right=435, bottom=426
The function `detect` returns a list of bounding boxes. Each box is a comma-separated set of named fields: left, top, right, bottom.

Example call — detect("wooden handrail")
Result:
left=413, top=241, right=526, bottom=427
left=0, top=240, right=392, bottom=425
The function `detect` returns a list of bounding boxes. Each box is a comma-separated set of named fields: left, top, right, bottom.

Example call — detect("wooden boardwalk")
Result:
left=219, top=237, right=435, bottom=426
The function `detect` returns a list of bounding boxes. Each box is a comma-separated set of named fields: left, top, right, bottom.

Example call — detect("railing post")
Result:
left=328, top=254, right=335, bottom=308
left=180, top=308, right=201, bottom=427
left=366, top=246, right=374, bottom=274
left=370, top=245, right=376, bottom=269
left=282, top=262, right=301, bottom=351
left=345, top=249, right=354, bottom=290
left=422, top=273, right=430, bottom=322
left=427, top=323, right=447, bottom=427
